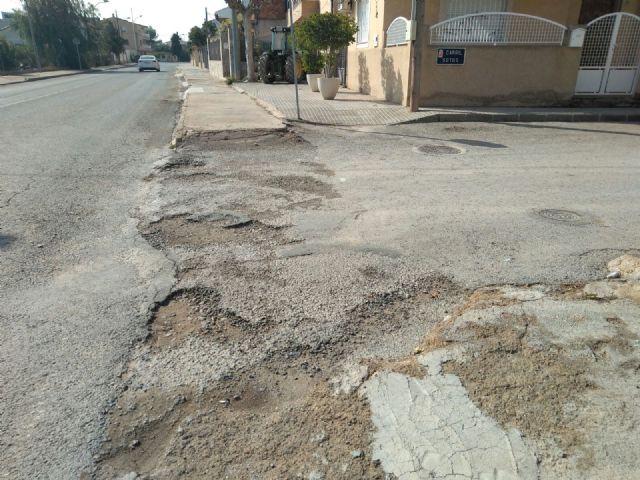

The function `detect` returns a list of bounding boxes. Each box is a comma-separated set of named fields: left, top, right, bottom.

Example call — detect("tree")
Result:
left=170, top=32, right=188, bottom=61
left=188, top=25, right=207, bottom=67
left=224, top=0, right=266, bottom=81
left=202, top=20, right=217, bottom=39
left=103, top=20, right=127, bottom=62
left=147, top=26, right=158, bottom=43
left=296, top=13, right=357, bottom=77
left=11, top=0, right=103, bottom=69
left=188, top=26, right=206, bottom=47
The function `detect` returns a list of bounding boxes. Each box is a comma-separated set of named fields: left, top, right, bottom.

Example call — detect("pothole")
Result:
left=181, top=129, right=309, bottom=151
left=535, top=209, right=599, bottom=226
left=414, top=144, right=464, bottom=155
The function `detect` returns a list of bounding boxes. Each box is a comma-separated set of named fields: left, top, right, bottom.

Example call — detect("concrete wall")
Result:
left=419, top=46, right=582, bottom=106
left=345, top=0, right=412, bottom=104
left=347, top=45, right=412, bottom=104
left=418, top=0, right=586, bottom=106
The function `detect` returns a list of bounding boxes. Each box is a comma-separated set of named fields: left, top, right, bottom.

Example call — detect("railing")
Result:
left=386, top=17, right=410, bottom=47
left=430, top=12, right=567, bottom=45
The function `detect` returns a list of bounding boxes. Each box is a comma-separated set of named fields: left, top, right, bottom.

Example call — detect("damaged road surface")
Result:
left=94, top=116, right=640, bottom=480
left=0, top=66, right=179, bottom=478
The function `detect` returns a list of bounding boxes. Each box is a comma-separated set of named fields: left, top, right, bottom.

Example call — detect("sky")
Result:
left=0, top=0, right=228, bottom=41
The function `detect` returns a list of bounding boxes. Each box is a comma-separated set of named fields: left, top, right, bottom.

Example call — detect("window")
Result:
left=357, top=0, right=370, bottom=45
left=441, top=0, right=508, bottom=20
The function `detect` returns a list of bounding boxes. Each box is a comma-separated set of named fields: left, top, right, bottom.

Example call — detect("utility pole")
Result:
left=205, top=7, right=210, bottom=69
left=230, top=8, right=240, bottom=78
left=408, top=0, right=425, bottom=112
left=114, top=10, right=122, bottom=63
left=23, top=0, right=42, bottom=70
left=288, top=0, right=300, bottom=120
left=131, top=8, right=138, bottom=57
left=73, top=38, right=82, bottom=69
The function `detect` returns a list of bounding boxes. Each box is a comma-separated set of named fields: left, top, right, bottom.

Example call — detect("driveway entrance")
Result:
left=575, top=13, right=640, bottom=95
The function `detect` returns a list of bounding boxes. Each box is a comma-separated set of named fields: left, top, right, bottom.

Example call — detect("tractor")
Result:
left=257, top=26, right=304, bottom=84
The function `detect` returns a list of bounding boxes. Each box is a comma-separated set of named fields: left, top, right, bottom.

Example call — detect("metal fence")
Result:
left=430, top=12, right=567, bottom=45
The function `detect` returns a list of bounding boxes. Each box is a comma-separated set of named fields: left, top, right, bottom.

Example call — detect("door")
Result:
left=575, top=13, right=640, bottom=95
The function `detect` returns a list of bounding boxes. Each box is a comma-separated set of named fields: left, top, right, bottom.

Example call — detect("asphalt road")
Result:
left=0, top=65, right=179, bottom=478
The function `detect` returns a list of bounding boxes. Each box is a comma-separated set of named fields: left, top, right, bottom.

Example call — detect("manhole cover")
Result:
left=415, top=144, right=463, bottom=155
left=535, top=209, right=596, bottom=226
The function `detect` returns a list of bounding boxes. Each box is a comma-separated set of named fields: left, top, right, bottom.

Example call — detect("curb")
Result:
left=396, top=111, right=640, bottom=125
left=224, top=85, right=640, bottom=126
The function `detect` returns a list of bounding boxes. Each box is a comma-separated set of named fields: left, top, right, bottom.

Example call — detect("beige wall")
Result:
left=345, top=0, right=412, bottom=104
left=319, top=0, right=333, bottom=13
left=419, top=46, right=582, bottom=106
left=347, top=45, right=412, bottom=105
left=291, top=0, right=320, bottom=23
left=620, top=0, right=640, bottom=15
left=417, top=0, right=589, bottom=106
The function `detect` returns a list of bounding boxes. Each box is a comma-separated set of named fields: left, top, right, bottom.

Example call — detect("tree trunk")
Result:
left=243, top=14, right=256, bottom=81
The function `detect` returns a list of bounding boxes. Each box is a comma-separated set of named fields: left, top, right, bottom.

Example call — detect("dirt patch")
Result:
left=367, top=356, right=425, bottom=379
left=442, top=314, right=593, bottom=455
left=449, top=286, right=521, bottom=317
left=97, top=370, right=382, bottom=480
left=229, top=172, right=339, bottom=199
left=344, top=276, right=465, bottom=352
left=157, top=151, right=206, bottom=170
left=300, top=161, right=336, bottom=177
left=142, top=214, right=293, bottom=251
left=181, top=129, right=309, bottom=151
left=148, top=289, right=248, bottom=348
left=150, top=298, right=201, bottom=347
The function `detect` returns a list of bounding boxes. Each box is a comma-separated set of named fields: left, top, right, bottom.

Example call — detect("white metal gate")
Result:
left=575, top=13, right=640, bottom=95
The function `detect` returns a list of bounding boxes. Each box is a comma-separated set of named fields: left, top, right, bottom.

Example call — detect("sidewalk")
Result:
left=236, top=82, right=428, bottom=126
left=175, top=66, right=284, bottom=140
left=235, top=81, right=640, bottom=126
left=0, top=64, right=134, bottom=86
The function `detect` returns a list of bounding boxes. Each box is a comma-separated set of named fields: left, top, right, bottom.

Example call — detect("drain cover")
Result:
left=535, top=209, right=596, bottom=226
left=416, top=144, right=463, bottom=155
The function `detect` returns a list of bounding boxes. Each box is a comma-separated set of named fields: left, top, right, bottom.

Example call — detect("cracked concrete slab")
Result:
left=364, top=256, right=640, bottom=480
left=365, top=354, right=538, bottom=480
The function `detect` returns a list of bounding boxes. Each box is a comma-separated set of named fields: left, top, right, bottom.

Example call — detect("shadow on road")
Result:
left=0, top=234, right=16, bottom=249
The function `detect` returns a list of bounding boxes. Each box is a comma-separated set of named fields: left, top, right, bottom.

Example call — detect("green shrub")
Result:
left=301, top=50, right=323, bottom=74
left=296, top=13, right=357, bottom=77
left=225, top=77, right=235, bottom=85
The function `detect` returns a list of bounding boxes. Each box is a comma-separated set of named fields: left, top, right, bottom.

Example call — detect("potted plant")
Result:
left=301, top=50, right=323, bottom=92
left=297, top=13, right=358, bottom=100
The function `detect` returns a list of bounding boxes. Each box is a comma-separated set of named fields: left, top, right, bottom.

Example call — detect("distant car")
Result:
left=138, top=55, right=160, bottom=72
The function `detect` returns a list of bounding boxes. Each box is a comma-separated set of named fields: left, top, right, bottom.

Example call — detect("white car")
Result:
left=138, top=55, right=160, bottom=72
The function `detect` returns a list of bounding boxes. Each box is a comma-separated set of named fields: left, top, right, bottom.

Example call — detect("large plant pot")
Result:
left=318, top=77, right=340, bottom=100
left=306, top=73, right=322, bottom=92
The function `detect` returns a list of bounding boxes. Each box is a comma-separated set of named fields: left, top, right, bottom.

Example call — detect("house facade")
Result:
left=297, top=0, right=640, bottom=106
left=110, top=17, right=152, bottom=60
